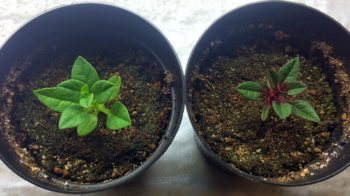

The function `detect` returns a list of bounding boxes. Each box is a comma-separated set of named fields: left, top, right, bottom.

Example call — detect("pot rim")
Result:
left=185, top=0, right=350, bottom=186
left=0, top=3, right=185, bottom=193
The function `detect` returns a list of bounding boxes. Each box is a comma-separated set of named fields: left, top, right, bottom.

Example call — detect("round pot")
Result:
left=0, top=3, right=184, bottom=193
left=186, top=1, right=350, bottom=186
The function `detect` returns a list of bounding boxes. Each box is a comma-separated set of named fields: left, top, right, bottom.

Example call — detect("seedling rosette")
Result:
left=236, top=57, right=320, bottom=122
left=33, top=56, right=131, bottom=136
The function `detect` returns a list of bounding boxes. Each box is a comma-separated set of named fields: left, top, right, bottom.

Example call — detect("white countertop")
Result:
left=1, top=0, right=350, bottom=195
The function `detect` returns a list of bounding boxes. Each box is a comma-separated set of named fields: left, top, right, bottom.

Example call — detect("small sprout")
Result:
left=34, top=56, right=131, bottom=136
left=236, top=57, right=320, bottom=122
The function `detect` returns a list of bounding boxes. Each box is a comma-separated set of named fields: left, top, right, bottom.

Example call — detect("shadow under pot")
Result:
left=0, top=3, right=184, bottom=193
left=186, top=1, right=350, bottom=186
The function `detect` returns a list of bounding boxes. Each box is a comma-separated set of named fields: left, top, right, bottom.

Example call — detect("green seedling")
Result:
left=34, top=56, right=131, bottom=136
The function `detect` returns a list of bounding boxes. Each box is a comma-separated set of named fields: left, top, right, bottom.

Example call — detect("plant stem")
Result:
left=97, top=104, right=110, bottom=115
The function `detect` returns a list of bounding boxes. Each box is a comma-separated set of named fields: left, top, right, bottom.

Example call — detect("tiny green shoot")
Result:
left=236, top=57, right=320, bottom=122
left=33, top=56, right=131, bottom=136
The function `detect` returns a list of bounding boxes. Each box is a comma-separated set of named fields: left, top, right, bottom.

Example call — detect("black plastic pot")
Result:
left=0, top=3, right=184, bottom=193
left=186, top=1, right=350, bottom=186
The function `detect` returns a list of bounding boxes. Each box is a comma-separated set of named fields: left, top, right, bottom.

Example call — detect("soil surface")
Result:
left=190, top=52, right=338, bottom=178
left=0, top=40, right=173, bottom=183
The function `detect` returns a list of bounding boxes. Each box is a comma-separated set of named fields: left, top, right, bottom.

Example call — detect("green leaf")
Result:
left=108, top=75, right=122, bottom=101
left=91, top=80, right=115, bottom=104
left=272, top=101, right=292, bottom=119
left=107, top=102, right=131, bottom=130
left=58, top=79, right=86, bottom=92
left=287, top=81, right=306, bottom=95
left=267, top=70, right=281, bottom=88
left=33, top=87, right=81, bottom=112
left=59, top=105, right=90, bottom=129
left=77, top=114, right=98, bottom=136
left=292, top=100, right=320, bottom=122
left=279, top=57, right=300, bottom=82
left=261, top=105, right=270, bottom=121
left=71, top=56, right=99, bottom=87
left=79, top=93, right=94, bottom=108
left=236, top=81, right=262, bottom=100
left=108, top=75, right=121, bottom=85
left=80, top=84, right=90, bottom=97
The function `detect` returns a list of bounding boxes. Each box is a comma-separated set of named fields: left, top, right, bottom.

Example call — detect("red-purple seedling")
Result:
left=262, top=82, right=288, bottom=105
left=236, top=57, right=320, bottom=122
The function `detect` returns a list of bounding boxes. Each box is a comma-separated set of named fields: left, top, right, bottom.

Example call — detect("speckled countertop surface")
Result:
left=1, top=0, right=350, bottom=195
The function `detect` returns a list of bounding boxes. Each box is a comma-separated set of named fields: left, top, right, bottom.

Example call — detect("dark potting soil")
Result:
left=0, top=41, right=173, bottom=183
left=190, top=52, right=338, bottom=178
